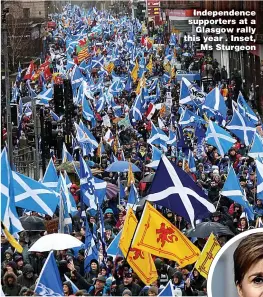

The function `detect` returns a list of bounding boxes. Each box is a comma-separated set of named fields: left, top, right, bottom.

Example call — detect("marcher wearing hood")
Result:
left=84, top=259, right=100, bottom=284
left=2, top=272, right=22, bottom=296
left=17, top=264, right=38, bottom=288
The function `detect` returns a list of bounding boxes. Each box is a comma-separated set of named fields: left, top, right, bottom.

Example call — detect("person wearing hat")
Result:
left=17, top=264, right=38, bottom=289
left=154, top=258, right=175, bottom=287
left=14, top=255, right=24, bottom=275
left=2, top=248, right=14, bottom=269
left=117, top=270, right=141, bottom=296
left=2, top=271, right=22, bottom=296
left=104, top=208, right=117, bottom=227
left=122, top=288, right=132, bottom=296
left=87, top=276, right=106, bottom=296
left=63, top=281, right=74, bottom=296
left=105, top=224, right=115, bottom=247
left=253, top=198, right=263, bottom=218
left=85, top=259, right=100, bottom=284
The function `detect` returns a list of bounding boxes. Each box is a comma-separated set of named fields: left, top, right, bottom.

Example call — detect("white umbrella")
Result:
left=29, top=234, right=83, bottom=252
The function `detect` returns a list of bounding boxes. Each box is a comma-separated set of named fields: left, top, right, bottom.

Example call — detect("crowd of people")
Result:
left=1, top=3, right=263, bottom=297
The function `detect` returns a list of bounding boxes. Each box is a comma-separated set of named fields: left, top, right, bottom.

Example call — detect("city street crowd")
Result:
left=1, top=3, right=263, bottom=297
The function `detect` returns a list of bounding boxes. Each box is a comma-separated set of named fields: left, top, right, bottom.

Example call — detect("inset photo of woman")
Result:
left=208, top=229, right=263, bottom=297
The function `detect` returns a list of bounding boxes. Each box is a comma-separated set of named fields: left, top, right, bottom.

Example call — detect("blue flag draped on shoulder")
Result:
left=147, top=155, right=215, bottom=227
left=12, top=171, right=59, bottom=216
left=35, top=251, right=63, bottom=296
left=1, top=148, right=24, bottom=234
left=205, top=120, right=236, bottom=157
left=221, top=166, right=254, bottom=220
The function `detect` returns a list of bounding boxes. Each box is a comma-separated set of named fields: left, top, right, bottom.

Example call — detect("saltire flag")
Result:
left=167, top=130, right=177, bottom=147
left=205, top=121, right=236, bottom=157
left=237, top=92, right=258, bottom=125
left=179, top=77, right=205, bottom=106
left=62, top=143, right=73, bottom=163
left=71, top=65, right=84, bottom=91
left=12, top=170, right=59, bottom=216
left=42, top=158, right=58, bottom=191
left=147, top=122, right=168, bottom=151
left=179, top=108, right=206, bottom=128
left=37, top=88, right=53, bottom=101
left=50, top=110, right=60, bottom=121
left=94, top=177, right=107, bottom=207
left=147, top=155, right=216, bottom=227
left=146, top=145, right=162, bottom=169
left=82, top=97, right=95, bottom=122
left=119, top=208, right=158, bottom=285
left=248, top=133, right=263, bottom=159
left=64, top=171, right=73, bottom=188
left=132, top=202, right=200, bottom=266
left=159, top=280, right=173, bottom=296
left=202, top=87, right=227, bottom=119
left=59, top=185, right=72, bottom=234
left=132, top=94, right=144, bottom=122
left=35, top=251, right=63, bottom=296
left=1, top=222, right=23, bottom=253
left=226, top=107, right=256, bottom=146
left=255, top=160, right=263, bottom=200
left=79, top=120, right=98, bottom=149
left=79, top=156, right=97, bottom=209
left=127, top=184, right=139, bottom=209
left=64, top=274, right=79, bottom=294
left=84, top=218, right=99, bottom=273
left=24, top=106, right=32, bottom=117
left=221, top=166, right=254, bottom=220
left=107, top=230, right=123, bottom=259
left=58, top=173, right=77, bottom=215
left=194, top=233, right=221, bottom=278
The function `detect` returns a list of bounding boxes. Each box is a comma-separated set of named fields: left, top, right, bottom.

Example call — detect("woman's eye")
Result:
left=253, top=277, right=263, bottom=284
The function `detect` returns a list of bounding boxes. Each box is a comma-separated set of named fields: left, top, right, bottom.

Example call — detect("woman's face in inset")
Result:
left=237, top=258, right=263, bottom=297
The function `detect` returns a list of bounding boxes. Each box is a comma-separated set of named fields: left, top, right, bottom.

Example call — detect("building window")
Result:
left=23, top=8, right=30, bottom=18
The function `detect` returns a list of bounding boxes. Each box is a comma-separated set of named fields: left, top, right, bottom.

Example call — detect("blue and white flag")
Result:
left=226, top=107, right=256, bottom=146
left=167, top=130, right=177, bottom=147
left=206, top=121, right=236, bottom=157
left=71, top=65, right=84, bottom=90
left=24, top=106, right=32, bottom=117
left=106, top=230, right=123, bottom=259
left=202, top=87, right=227, bottom=119
left=58, top=173, right=77, bottom=215
left=79, top=120, right=98, bottom=149
left=50, top=110, right=60, bottom=121
left=255, top=160, right=263, bottom=200
left=132, top=94, right=144, bottom=122
left=221, top=166, right=254, bottom=220
left=248, top=133, right=263, bottom=159
left=188, top=150, right=196, bottom=172
left=12, top=171, right=59, bottom=216
left=94, top=177, right=107, bottom=207
left=64, top=274, right=79, bottom=294
left=179, top=77, right=205, bottom=106
left=1, top=148, right=24, bottom=234
left=147, top=155, right=216, bottom=227
left=179, top=108, right=206, bottom=128
left=237, top=93, right=258, bottom=125
left=84, top=218, right=99, bottom=273
left=64, top=171, right=72, bottom=188
left=159, top=280, right=173, bottom=297
left=127, top=184, right=139, bottom=209
left=82, top=97, right=95, bottom=122
left=35, top=251, right=63, bottom=296
left=147, top=122, right=169, bottom=148
left=37, top=88, right=53, bottom=101
left=62, top=143, right=73, bottom=163
left=42, top=158, right=58, bottom=191
left=146, top=145, right=162, bottom=169
left=80, top=156, right=97, bottom=209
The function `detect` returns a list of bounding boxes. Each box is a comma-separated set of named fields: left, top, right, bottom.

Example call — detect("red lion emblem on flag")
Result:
left=156, top=223, right=178, bottom=247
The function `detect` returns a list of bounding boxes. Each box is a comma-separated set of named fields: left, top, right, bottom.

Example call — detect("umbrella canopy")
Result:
left=105, top=161, right=141, bottom=173
left=29, top=233, right=83, bottom=252
left=141, top=173, right=155, bottom=183
left=106, top=183, right=119, bottom=199
left=20, top=216, right=46, bottom=231
left=186, top=222, right=235, bottom=238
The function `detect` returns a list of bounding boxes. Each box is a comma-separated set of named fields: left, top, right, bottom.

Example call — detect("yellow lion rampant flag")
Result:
left=127, top=162, right=135, bottom=187
left=1, top=222, right=23, bottom=253
left=131, top=59, right=139, bottom=82
left=194, top=233, right=221, bottom=279
left=119, top=209, right=158, bottom=285
left=132, top=202, right=200, bottom=266
left=146, top=56, right=153, bottom=74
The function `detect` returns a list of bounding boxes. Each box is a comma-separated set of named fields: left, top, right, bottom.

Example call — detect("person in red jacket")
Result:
left=70, top=184, right=80, bottom=204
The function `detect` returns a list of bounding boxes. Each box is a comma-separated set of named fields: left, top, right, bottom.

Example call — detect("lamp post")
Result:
left=2, top=7, right=14, bottom=167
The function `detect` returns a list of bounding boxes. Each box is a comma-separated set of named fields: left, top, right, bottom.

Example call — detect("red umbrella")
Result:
left=106, top=183, right=119, bottom=199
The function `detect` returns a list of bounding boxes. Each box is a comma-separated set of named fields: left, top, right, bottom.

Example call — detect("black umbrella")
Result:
left=186, top=222, right=235, bottom=238
left=20, top=216, right=46, bottom=231
left=141, top=173, right=155, bottom=183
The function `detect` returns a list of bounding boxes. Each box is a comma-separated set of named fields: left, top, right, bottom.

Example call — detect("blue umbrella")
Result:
left=105, top=161, right=141, bottom=173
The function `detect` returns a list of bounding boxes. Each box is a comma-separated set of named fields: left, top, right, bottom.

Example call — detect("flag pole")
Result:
left=215, top=194, right=221, bottom=211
